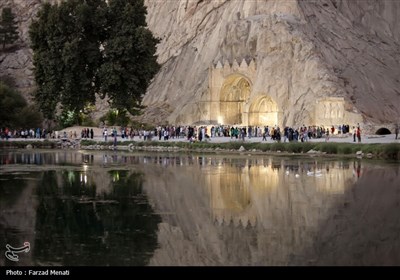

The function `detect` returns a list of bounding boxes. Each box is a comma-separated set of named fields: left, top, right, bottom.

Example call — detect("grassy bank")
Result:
left=1, top=140, right=399, bottom=160
left=0, top=140, right=58, bottom=149
left=79, top=140, right=400, bottom=160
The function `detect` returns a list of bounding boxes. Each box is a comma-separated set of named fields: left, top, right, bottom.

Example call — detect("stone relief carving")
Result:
left=324, top=103, right=330, bottom=118
left=319, top=99, right=345, bottom=121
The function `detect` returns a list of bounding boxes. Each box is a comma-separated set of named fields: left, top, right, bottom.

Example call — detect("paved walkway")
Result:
left=44, top=126, right=400, bottom=144
left=96, top=134, right=398, bottom=144
left=4, top=125, right=399, bottom=145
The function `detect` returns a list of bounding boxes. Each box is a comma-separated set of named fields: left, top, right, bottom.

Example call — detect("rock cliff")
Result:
left=0, top=0, right=43, bottom=99
left=1, top=0, right=399, bottom=132
left=142, top=0, right=400, bottom=131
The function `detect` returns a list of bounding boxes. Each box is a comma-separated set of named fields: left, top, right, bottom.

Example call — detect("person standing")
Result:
left=113, top=134, right=117, bottom=150
left=356, top=126, right=361, bottom=143
left=352, top=126, right=356, bottom=142
left=104, top=128, right=108, bottom=142
left=395, top=124, right=399, bottom=140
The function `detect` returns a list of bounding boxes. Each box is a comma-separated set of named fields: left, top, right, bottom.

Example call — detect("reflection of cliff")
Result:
left=208, top=159, right=355, bottom=229
left=2, top=152, right=398, bottom=265
left=142, top=158, right=357, bottom=265
left=295, top=167, right=400, bottom=266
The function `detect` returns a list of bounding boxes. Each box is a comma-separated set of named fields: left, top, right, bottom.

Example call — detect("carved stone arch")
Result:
left=248, top=95, right=279, bottom=126
left=219, top=74, right=252, bottom=125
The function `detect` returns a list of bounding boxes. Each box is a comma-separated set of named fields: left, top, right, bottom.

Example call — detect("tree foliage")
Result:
left=0, top=82, right=43, bottom=128
left=0, top=7, right=19, bottom=50
left=29, top=0, right=160, bottom=120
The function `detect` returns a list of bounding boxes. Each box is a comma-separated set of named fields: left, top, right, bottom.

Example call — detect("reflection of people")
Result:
left=113, top=135, right=117, bottom=150
left=353, top=161, right=362, bottom=179
left=356, top=161, right=361, bottom=178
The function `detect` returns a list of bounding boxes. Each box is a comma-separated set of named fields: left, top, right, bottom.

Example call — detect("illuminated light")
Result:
left=112, top=171, right=120, bottom=182
left=217, top=116, right=224, bottom=124
left=68, top=171, right=75, bottom=184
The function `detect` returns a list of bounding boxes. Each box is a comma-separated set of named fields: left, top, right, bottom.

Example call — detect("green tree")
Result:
left=29, top=0, right=160, bottom=121
left=0, top=7, right=19, bottom=50
left=99, top=0, right=160, bottom=115
left=29, top=0, right=108, bottom=119
left=0, top=82, right=43, bottom=128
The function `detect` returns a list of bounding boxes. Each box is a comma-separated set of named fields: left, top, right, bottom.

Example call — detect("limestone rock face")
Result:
left=0, top=0, right=43, bottom=97
left=142, top=0, right=400, bottom=132
left=1, top=0, right=399, bottom=132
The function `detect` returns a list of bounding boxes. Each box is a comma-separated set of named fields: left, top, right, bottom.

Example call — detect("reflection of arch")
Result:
left=219, top=171, right=251, bottom=213
left=220, top=75, right=251, bottom=125
left=248, top=96, right=279, bottom=126
left=209, top=163, right=280, bottom=227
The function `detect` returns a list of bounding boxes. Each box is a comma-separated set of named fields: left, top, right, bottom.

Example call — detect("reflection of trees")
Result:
left=0, top=174, right=28, bottom=207
left=0, top=174, right=29, bottom=265
left=33, top=170, right=161, bottom=266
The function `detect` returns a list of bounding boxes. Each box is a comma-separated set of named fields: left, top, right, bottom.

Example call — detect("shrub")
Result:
left=285, top=143, right=303, bottom=153
left=270, top=142, right=285, bottom=152
left=100, top=109, right=130, bottom=127
left=383, top=144, right=400, bottom=160
left=338, top=144, right=353, bottom=154
left=57, top=110, right=79, bottom=129
left=317, top=143, right=338, bottom=154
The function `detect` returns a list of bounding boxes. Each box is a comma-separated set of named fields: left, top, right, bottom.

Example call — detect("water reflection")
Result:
left=1, top=150, right=399, bottom=266
left=33, top=170, right=160, bottom=266
left=0, top=165, right=161, bottom=266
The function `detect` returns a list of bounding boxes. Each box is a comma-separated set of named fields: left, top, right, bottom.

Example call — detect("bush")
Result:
left=270, top=142, right=285, bottom=152
left=100, top=109, right=130, bottom=127
left=57, top=110, right=79, bottom=128
left=285, top=143, right=303, bottom=153
left=383, top=143, right=400, bottom=160
left=80, top=114, right=96, bottom=127
left=80, top=140, right=97, bottom=146
left=360, top=144, right=378, bottom=154
left=0, top=82, right=43, bottom=128
left=316, top=143, right=338, bottom=154
left=339, top=145, right=353, bottom=154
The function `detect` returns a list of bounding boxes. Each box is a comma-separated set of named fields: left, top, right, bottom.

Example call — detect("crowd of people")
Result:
left=147, top=124, right=361, bottom=143
left=93, top=123, right=363, bottom=143
left=0, top=127, right=95, bottom=140
left=0, top=122, right=393, bottom=144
